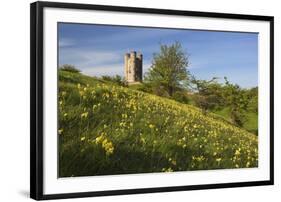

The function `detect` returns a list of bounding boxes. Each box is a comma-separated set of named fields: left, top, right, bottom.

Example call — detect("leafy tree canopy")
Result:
left=144, top=42, right=190, bottom=96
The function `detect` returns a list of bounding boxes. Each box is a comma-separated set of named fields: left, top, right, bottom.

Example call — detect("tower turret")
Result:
left=124, top=51, right=143, bottom=84
left=124, top=53, right=130, bottom=80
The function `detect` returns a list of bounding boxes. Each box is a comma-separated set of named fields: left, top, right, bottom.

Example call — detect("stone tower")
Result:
left=124, top=51, right=143, bottom=84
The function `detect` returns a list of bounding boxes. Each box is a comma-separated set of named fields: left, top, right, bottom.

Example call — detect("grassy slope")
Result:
left=130, top=83, right=258, bottom=134
left=213, top=107, right=258, bottom=135
left=58, top=70, right=258, bottom=177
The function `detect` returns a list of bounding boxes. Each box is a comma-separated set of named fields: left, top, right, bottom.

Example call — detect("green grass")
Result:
left=58, top=70, right=258, bottom=177
left=213, top=107, right=258, bottom=135
left=243, top=112, right=258, bottom=135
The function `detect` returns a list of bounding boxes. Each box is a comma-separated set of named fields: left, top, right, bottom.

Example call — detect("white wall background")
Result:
left=0, top=0, right=279, bottom=201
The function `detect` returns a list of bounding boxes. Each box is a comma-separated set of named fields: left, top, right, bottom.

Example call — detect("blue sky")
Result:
left=58, top=23, right=258, bottom=88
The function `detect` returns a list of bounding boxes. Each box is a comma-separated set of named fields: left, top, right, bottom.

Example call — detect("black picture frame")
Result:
left=30, top=1, right=274, bottom=200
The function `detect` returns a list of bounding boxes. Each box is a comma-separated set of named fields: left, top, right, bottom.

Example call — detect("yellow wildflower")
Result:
left=95, top=135, right=104, bottom=144
left=81, top=112, right=88, bottom=119
left=216, top=158, right=222, bottom=162
left=58, top=129, right=63, bottom=135
left=149, top=124, right=154, bottom=129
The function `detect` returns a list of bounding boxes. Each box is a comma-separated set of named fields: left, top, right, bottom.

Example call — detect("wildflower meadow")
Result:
left=58, top=70, right=258, bottom=177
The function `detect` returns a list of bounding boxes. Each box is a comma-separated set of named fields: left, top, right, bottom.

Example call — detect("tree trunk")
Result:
left=168, top=86, right=173, bottom=96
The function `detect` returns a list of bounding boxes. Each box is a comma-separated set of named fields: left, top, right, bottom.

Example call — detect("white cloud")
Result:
left=59, top=48, right=123, bottom=69
left=143, top=60, right=152, bottom=73
left=59, top=38, right=75, bottom=48
left=82, top=63, right=123, bottom=77
left=188, top=60, right=209, bottom=69
left=80, top=50, right=122, bottom=66
left=81, top=59, right=152, bottom=78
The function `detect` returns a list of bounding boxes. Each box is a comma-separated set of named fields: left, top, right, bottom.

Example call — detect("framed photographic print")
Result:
left=30, top=1, right=274, bottom=200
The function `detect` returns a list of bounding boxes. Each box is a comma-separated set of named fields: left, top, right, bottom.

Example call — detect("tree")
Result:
left=191, top=76, right=224, bottom=114
left=246, top=87, right=258, bottom=113
left=144, top=42, right=190, bottom=96
left=222, top=77, right=249, bottom=127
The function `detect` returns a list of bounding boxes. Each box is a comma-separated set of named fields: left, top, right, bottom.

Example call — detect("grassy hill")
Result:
left=129, top=83, right=258, bottom=134
left=213, top=107, right=258, bottom=135
left=58, top=70, right=258, bottom=177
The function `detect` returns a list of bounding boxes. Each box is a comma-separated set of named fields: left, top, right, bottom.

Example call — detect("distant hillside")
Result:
left=58, top=70, right=258, bottom=177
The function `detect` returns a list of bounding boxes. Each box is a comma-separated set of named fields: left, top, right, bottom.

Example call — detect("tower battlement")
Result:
left=124, top=51, right=143, bottom=84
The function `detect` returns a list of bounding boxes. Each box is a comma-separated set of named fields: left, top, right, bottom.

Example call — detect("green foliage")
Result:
left=129, top=82, right=190, bottom=104
left=101, top=75, right=128, bottom=87
left=144, top=42, right=190, bottom=96
left=243, top=112, right=258, bottom=135
left=60, top=64, right=81, bottom=73
left=190, top=76, right=258, bottom=131
left=171, top=91, right=190, bottom=104
left=58, top=70, right=258, bottom=177
left=223, top=77, right=249, bottom=127
left=213, top=107, right=258, bottom=135
left=191, top=77, right=224, bottom=114
left=246, top=87, right=258, bottom=113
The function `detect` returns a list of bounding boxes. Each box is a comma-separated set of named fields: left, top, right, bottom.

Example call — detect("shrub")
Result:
left=171, top=91, right=190, bottom=104
left=101, top=75, right=128, bottom=87
left=60, top=64, right=81, bottom=73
